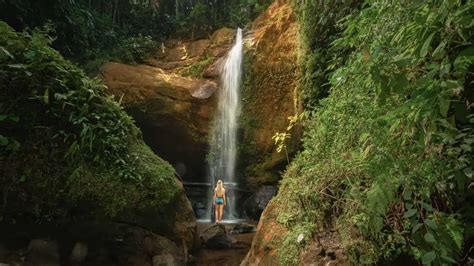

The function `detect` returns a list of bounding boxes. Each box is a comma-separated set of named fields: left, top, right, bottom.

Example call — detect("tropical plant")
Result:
left=275, top=0, right=473, bottom=264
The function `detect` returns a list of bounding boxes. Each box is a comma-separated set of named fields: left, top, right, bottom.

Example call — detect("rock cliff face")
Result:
left=239, top=0, right=301, bottom=187
left=100, top=28, right=234, bottom=182
left=100, top=63, right=217, bottom=181
left=100, top=0, right=300, bottom=186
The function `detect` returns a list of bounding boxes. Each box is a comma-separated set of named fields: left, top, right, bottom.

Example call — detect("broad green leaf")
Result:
left=460, top=144, right=471, bottom=152
left=438, top=97, right=450, bottom=117
left=422, top=251, right=436, bottom=265
left=422, top=203, right=433, bottom=212
left=403, top=189, right=412, bottom=200
left=412, top=223, right=423, bottom=234
left=424, top=219, right=438, bottom=230
left=432, top=40, right=446, bottom=59
left=24, top=50, right=36, bottom=60
left=424, top=232, right=435, bottom=243
left=453, top=46, right=474, bottom=72
left=403, top=208, right=417, bottom=218
left=464, top=167, right=473, bottom=178
left=420, top=32, right=436, bottom=57
left=390, top=73, right=408, bottom=94
left=441, top=80, right=462, bottom=90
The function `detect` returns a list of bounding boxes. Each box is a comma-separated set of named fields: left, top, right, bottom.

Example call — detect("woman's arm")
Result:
left=223, top=190, right=226, bottom=206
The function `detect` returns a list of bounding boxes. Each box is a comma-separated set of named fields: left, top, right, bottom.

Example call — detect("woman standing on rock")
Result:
left=213, top=180, right=226, bottom=224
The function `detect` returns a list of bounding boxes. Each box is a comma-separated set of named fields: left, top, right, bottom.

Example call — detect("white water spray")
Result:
left=208, top=28, right=243, bottom=219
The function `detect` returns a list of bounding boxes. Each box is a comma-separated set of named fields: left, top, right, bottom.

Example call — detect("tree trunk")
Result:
left=175, top=0, right=179, bottom=18
left=112, top=0, right=118, bottom=27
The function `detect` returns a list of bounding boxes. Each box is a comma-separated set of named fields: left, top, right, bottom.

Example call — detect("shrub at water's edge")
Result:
left=0, top=22, right=190, bottom=237
left=251, top=1, right=473, bottom=265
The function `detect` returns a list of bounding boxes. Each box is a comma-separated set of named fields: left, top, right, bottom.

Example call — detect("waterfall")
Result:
left=208, top=28, right=243, bottom=220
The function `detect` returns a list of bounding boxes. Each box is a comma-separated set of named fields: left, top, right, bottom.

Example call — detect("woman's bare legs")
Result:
left=218, top=205, right=224, bottom=223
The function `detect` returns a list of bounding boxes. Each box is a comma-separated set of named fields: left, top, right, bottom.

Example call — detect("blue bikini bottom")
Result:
left=216, top=197, right=224, bottom=205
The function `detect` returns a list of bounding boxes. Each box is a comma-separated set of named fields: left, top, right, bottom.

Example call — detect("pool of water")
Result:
left=196, top=219, right=247, bottom=225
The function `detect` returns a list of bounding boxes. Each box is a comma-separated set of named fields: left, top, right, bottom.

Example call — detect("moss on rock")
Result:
left=0, top=22, right=197, bottom=248
left=238, top=0, right=301, bottom=187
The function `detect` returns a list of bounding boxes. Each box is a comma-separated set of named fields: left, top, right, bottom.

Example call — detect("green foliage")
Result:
left=272, top=113, right=305, bottom=163
left=0, top=0, right=165, bottom=71
left=0, top=22, right=178, bottom=221
left=182, top=55, right=214, bottom=78
left=294, top=0, right=361, bottom=108
left=275, top=0, right=473, bottom=264
left=0, top=0, right=272, bottom=72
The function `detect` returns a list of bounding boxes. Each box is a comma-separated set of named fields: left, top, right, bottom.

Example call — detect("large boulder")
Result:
left=200, top=224, right=237, bottom=249
left=25, top=239, right=60, bottom=266
left=116, top=178, right=200, bottom=250
left=116, top=226, right=186, bottom=266
left=73, top=223, right=187, bottom=266
left=69, top=242, right=88, bottom=265
left=242, top=201, right=287, bottom=265
left=100, top=62, right=216, bottom=182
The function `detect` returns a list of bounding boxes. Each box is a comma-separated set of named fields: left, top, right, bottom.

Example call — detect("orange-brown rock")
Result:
left=241, top=201, right=286, bottom=265
left=100, top=62, right=217, bottom=181
left=100, top=27, right=236, bottom=182
left=243, top=198, right=348, bottom=265
left=240, top=0, right=301, bottom=186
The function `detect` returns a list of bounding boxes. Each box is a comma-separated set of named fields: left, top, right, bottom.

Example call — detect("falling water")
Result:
left=208, top=28, right=243, bottom=219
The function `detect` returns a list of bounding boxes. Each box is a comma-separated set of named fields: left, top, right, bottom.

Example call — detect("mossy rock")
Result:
left=0, top=22, right=198, bottom=248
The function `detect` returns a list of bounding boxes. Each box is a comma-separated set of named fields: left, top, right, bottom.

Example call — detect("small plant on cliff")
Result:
left=182, top=54, right=214, bottom=78
left=272, top=112, right=305, bottom=164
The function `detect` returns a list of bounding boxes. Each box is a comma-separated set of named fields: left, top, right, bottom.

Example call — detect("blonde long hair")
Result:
left=215, top=180, right=225, bottom=196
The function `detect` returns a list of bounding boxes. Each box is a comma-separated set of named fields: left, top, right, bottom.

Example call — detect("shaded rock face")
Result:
left=0, top=222, right=188, bottom=266
left=117, top=179, right=199, bottom=250
left=240, top=185, right=277, bottom=220
left=26, top=239, right=60, bottom=266
left=100, top=63, right=217, bottom=182
left=100, top=28, right=235, bottom=182
left=239, top=0, right=301, bottom=187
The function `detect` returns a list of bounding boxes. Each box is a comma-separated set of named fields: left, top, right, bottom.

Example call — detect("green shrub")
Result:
left=0, top=22, right=178, bottom=222
left=182, top=55, right=214, bottom=78
left=276, top=1, right=473, bottom=264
